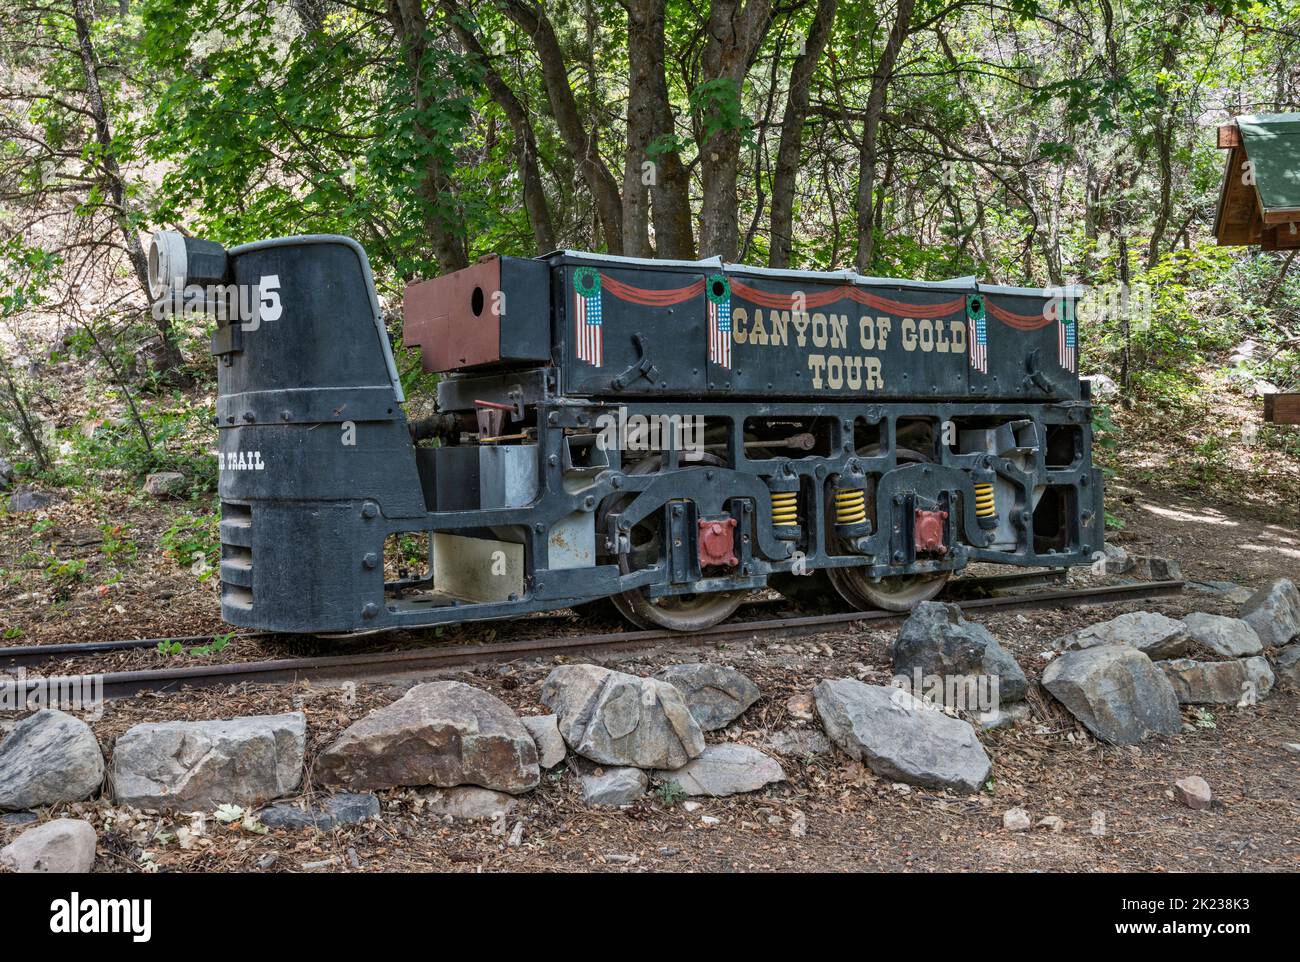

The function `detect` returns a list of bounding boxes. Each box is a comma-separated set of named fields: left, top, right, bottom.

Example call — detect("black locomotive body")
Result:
left=158, top=232, right=1102, bottom=634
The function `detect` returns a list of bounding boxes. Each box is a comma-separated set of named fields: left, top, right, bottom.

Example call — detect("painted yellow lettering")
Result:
left=807, top=353, right=826, bottom=389
left=826, top=355, right=844, bottom=389
left=901, top=318, right=918, bottom=351
left=792, top=311, right=810, bottom=346
left=863, top=356, right=884, bottom=389
left=846, top=356, right=863, bottom=389
left=830, top=314, right=848, bottom=350
left=771, top=311, right=789, bottom=347
left=732, top=307, right=748, bottom=344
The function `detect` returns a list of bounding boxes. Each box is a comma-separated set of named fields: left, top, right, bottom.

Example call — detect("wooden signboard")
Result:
left=1263, top=393, right=1300, bottom=425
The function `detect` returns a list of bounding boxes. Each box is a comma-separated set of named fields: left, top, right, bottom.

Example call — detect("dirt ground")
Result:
left=2, top=477, right=1298, bottom=873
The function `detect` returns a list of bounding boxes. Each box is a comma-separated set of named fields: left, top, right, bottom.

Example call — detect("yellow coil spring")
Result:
left=771, top=490, right=799, bottom=528
left=834, top=487, right=867, bottom=525
left=974, top=481, right=997, bottom=519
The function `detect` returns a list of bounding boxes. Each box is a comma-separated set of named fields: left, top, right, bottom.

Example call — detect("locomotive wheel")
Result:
left=827, top=445, right=951, bottom=612
left=601, top=453, right=746, bottom=632
left=826, top=567, right=951, bottom=611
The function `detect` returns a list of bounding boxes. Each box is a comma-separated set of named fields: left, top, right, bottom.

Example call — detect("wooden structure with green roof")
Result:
left=1215, top=113, right=1300, bottom=250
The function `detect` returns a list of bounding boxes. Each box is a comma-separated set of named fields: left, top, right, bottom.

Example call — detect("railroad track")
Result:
left=2, top=577, right=1183, bottom=700
left=0, top=568, right=1066, bottom=673
left=1, top=568, right=1066, bottom=672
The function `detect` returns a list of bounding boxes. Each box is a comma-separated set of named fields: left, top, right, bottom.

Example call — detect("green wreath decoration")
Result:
left=966, top=294, right=986, bottom=322
left=574, top=266, right=601, bottom=299
left=705, top=273, right=731, bottom=305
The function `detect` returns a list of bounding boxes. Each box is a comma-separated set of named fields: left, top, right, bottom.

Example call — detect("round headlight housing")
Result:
left=148, top=231, right=188, bottom=300
left=147, top=231, right=229, bottom=300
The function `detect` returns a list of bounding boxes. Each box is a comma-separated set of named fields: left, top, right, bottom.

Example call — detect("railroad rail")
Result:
left=2, top=578, right=1183, bottom=700
left=1, top=568, right=1067, bottom=672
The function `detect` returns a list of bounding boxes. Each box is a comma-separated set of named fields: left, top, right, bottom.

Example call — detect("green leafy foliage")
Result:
left=99, top=524, right=139, bottom=566
left=690, top=78, right=748, bottom=143
left=655, top=780, right=688, bottom=807
left=1091, top=404, right=1125, bottom=530
left=160, top=510, right=220, bottom=580
left=1083, top=244, right=1262, bottom=404
left=42, top=556, right=87, bottom=589
left=158, top=632, right=235, bottom=658
left=43, top=395, right=216, bottom=493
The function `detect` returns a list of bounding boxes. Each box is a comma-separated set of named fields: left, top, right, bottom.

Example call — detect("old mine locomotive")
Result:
left=150, top=232, right=1103, bottom=634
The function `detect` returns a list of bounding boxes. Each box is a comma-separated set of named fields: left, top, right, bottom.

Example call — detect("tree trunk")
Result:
left=70, top=0, right=185, bottom=372
left=501, top=0, right=624, bottom=253
left=290, top=0, right=327, bottom=32
left=0, top=351, right=49, bottom=470
left=1265, top=249, right=1298, bottom=307
left=440, top=0, right=556, bottom=254
left=698, top=0, right=772, bottom=261
left=622, top=2, right=655, bottom=257
left=1145, top=8, right=1188, bottom=269
left=854, top=0, right=914, bottom=273
left=625, top=0, right=694, bottom=258
left=1014, top=131, right=1062, bottom=287
left=385, top=0, right=469, bottom=273
left=769, top=0, right=837, bottom=268
left=1083, top=157, right=1100, bottom=276
left=1117, top=224, right=1131, bottom=398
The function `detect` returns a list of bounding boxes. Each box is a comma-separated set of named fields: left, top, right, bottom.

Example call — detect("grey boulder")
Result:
left=1132, top=556, right=1181, bottom=580
left=653, top=744, right=784, bottom=797
left=892, top=601, right=1028, bottom=705
left=1275, top=644, right=1300, bottom=686
left=762, top=729, right=832, bottom=757
left=1099, top=543, right=1133, bottom=575
left=0, top=710, right=104, bottom=810
left=976, top=701, right=1031, bottom=730
left=520, top=714, right=566, bottom=769
left=143, top=471, right=187, bottom=498
left=1158, top=656, right=1275, bottom=704
left=0, top=456, right=12, bottom=489
left=1041, top=646, right=1181, bottom=745
left=579, top=766, right=649, bottom=807
left=1241, top=579, right=1300, bottom=648
left=541, top=664, right=704, bottom=770
left=317, top=682, right=538, bottom=794
left=7, top=486, right=54, bottom=513
left=653, top=663, right=761, bottom=730
left=422, top=786, right=518, bottom=820
left=1067, top=611, right=1190, bottom=660
left=1085, top=373, right=1119, bottom=399
left=258, top=793, right=380, bottom=831
left=1181, top=613, right=1262, bottom=658
left=813, top=679, right=992, bottom=793
left=112, top=712, right=306, bottom=811
left=0, top=818, right=96, bottom=873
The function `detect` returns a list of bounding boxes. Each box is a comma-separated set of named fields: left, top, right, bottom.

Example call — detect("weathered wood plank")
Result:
left=1264, top=393, right=1300, bottom=424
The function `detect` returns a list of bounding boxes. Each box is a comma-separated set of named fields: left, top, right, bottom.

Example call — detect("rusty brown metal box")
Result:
left=403, top=255, right=552, bottom=372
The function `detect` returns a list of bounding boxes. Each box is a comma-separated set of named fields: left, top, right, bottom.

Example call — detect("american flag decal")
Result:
left=967, top=295, right=988, bottom=374
left=706, top=273, right=732, bottom=369
left=1058, top=309, right=1076, bottom=373
left=573, top=267, right=603, bottom=367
